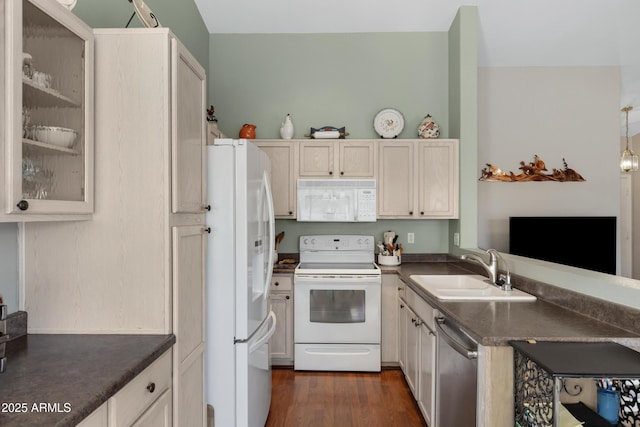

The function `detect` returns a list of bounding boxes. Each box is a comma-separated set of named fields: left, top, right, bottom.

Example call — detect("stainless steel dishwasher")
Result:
left=435, top=315, right=478, bottom=427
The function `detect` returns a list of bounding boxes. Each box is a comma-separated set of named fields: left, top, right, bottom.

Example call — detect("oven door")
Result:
left=294, top=275, right=381, bottom=344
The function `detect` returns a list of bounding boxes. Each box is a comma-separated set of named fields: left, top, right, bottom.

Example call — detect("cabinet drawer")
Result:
left=271, top=275, right=293, bottom=292
left=110, top=350, right=172, bottom=427
left=404, top=287, right=435, bottom=330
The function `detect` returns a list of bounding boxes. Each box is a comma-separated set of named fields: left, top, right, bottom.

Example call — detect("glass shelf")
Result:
left=23, top=138, right=79, bottom=155
left=23, top=77, right=80, bottom=108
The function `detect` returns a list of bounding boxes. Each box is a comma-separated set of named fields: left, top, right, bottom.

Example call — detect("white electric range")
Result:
left=293, top=235, right=381, bottom=372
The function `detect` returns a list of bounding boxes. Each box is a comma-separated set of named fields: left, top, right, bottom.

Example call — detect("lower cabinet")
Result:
left=403, top=302, right=420, bottom=398
left=77, top=403, right=108, bottom=427
left=398, top=285, right=437, bottom=427
left=269, top=273, right=294, bottom=365
left=78, top=350, right=172, bottom=427
left=418, top=321, right=436, bottom=427
left=381, top=274, right=400, bottom=364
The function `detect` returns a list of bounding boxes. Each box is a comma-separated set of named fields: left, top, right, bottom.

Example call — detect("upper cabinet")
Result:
left=253, top=140, right=298, bottom=218
left=299, top=140, right=376, bottom=178
left=1, top=0, right=94, bottom=219
left=171, top=39, right=207, bottom=214
left=416, top=140, right=459, bottom=218
left=253, top=138, right=458, bottom=219
left=378, top=139, right=458, bottom=219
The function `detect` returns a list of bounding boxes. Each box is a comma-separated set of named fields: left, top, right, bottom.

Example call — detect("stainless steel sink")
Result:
left=409, top=274, right=537, bottom=301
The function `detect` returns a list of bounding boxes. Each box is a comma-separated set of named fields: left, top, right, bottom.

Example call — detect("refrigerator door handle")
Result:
left=249, top=311, right=277, bottom=353
left=263, top=171, right=275, bottom=296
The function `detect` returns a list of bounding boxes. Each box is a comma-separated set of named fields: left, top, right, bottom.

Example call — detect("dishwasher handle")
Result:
left=435, top=316, right=478, bottom=360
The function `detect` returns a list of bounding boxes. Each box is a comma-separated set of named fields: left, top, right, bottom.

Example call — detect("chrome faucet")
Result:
left=460, top=249, right=512, bottom=291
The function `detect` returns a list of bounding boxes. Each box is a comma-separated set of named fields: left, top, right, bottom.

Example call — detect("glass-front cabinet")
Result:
left=2, top=0, right=93, bottom=218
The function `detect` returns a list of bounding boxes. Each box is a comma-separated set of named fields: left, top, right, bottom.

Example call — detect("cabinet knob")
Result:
left=340, top=171, right=344, bottom=176
left=420, top=211, right=424, bottom=215
left=285, top=295, right=290, bottom=300
left=203, top=204, right=211, bottom=211
left=146, top=382, right=156, bottom=393
left=400, top=304, right=404, bottom=309
left=203, top=227, right=212, bottom=234
left=409, top=211, right=413, bottom=215
left=16, top=200, right=29, bottom=211
left=289, top=211, right=293, bottom=215
left=329, top=171, right=333, bottom=175
left=274, top=282, right=279, bottom=286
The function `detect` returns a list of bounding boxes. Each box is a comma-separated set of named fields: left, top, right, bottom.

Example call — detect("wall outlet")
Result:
left=407, top=232, right=415, bottom=244
left=453, top=232, right=460, bottom=247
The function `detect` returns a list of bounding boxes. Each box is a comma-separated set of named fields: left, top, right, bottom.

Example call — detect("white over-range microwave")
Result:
left=296, top=179, right=377, bottom=222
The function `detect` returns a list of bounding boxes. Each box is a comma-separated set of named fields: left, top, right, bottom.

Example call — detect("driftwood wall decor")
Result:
left=479, top=155, right=585, bottom=182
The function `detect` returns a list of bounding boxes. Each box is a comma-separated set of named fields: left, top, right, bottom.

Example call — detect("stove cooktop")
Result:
left=295, top=262, right=381, bottom=276
left=297, top=262, right=378, bottom=270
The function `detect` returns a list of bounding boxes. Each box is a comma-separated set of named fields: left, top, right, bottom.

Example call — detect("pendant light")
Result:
left=620, top=106, right=638, bottom=172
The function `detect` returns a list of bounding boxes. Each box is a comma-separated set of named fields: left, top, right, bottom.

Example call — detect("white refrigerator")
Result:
left=205, top=139, right=277, bottom=427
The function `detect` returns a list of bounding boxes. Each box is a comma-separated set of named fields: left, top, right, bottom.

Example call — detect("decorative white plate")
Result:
left=132, top=0, right=161, bottom=28
left=373, top=108, right=404, bottom=138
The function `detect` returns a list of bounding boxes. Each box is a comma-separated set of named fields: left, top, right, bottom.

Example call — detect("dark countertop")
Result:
left=0, top=334, right=175, bottom=426
left=387, top=262, right=640, bottom=346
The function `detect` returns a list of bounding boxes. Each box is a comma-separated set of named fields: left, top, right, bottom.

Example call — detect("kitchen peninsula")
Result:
left=389, top=258, right=640, bottom=427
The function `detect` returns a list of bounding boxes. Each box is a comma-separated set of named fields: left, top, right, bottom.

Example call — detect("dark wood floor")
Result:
left=265, top=368, right=427, bottom=427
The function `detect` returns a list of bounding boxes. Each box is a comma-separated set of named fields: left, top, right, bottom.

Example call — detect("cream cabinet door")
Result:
left=378, top=141, right=415, bottom=217
left=254, top=141, right=298, bottom=217
left=269, top=293, right=293, bottom=364
left=77, top=403, right=108, bottom=427
left=269, top=274, right=293, bottom=364
left=417, top=140, right=459, bottom=218
left=299, top=140, right=335, bottom=177
left=171, top=38, right=206, bottom=214
left=4, top=0, right=94, bottom=218
left=398, top=299, right=407, bottom=371
left=403, top=302, right=419, bottom=397
left=381, top=275, right=399, bottom=364
left=131, top=389, right=172, bottom=427
left=172, top=225, right=206, bottom=427
left=339, top=140, right=376, bottom=178
left=418, top=321, right=436, bottom=427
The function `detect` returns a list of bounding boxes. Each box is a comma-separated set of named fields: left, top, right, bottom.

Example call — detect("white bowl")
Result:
left=378, top=254, right=401, bottom=266
left=34, top=126, right=77, bottom=148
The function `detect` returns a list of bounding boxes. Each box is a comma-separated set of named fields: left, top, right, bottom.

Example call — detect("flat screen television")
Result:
left=508, top=216, right=616, bottom=274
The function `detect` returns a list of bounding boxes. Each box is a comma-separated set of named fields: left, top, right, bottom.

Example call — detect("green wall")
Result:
left=275, top=220, right=449, bottom=254
left=209, top=32, right=449, bottom=140
left=209, top=31, right=466, bottom=253
left=72, top=0, right=209, bottom=74
left=448, top=6, right=478, bottom=253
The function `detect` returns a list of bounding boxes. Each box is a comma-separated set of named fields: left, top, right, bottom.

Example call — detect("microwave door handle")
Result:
left=263, top=170, right=275, bottom=295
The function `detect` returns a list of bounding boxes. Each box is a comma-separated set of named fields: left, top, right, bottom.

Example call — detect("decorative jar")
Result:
left=417, top=114, right=440, bottom=139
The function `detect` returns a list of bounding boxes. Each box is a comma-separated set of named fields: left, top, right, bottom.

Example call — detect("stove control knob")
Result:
left=311, top=238, right=316, bottom=245
left=303, top=238, right=308, bottom=246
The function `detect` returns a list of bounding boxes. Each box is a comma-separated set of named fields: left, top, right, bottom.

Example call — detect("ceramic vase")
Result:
left=280, top=114, right=294, bottom=139
left=417, top=114, right=440, bottom=139
left=239, top=123, right=256, bottom=139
